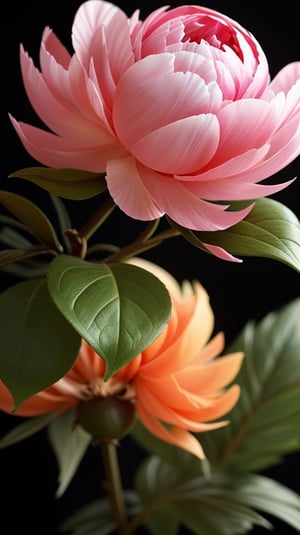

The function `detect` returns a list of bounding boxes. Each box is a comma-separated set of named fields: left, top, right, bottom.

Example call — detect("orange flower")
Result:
left=0, top=259, right=243, bottom=458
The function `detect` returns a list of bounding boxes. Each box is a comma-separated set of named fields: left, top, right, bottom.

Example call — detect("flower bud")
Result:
left=76, top=397, right=136, bottom=440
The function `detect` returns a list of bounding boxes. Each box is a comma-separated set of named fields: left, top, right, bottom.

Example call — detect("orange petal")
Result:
left=136, top=402, right=205, bottom=459
left=176, top=352, right=244, bottom=393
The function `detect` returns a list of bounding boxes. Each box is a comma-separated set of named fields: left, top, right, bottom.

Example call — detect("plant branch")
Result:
left=103, top=227, right=180, bottom=263
left=77, top=197, right=116, bottom=241
left=99, top=438, right=129, bottom=535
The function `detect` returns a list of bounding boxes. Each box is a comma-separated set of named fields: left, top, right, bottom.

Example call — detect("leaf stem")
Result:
left=103, top=227, right=180, bottom=263
left=77, top=197, right=116, bottom=241
left=99, top=438, right=129, bottom=535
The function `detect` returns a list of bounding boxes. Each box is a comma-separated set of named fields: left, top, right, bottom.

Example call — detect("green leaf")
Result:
left=49, top=194, right=72, bottom=253
left=9, top=167, right=107, bottom=200
left=0, top=215, right=33, bottom=246
left=0, top=278, right=81, bottom=408
left=0, top=411, right=57, bottom=448
left=0, top=190, right=63, bottom=251
left=47, top=255, right=171, bottom=378
left=47, top=410, right=92, bottom=497
left=169, top=198, right=300, bottom=271
left=0, top=259, right=49, bottom=279
left=142, top=506, right=180, bottom=535
left=59, top=492, right=142, bottom=534
left=135, top=456, right=274, bottom=535
left=227, top=473, right=300, bottom=532
left=199, top=298, right=300, bottom=472
left=0, top=245, right=53, bottom=267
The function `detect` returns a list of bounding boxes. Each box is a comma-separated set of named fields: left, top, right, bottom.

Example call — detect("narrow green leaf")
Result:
left=0, top=278, right=81, bottom=408
left=59, top=493, right=141, bottom=534
left=49, top=194, right=72, bottom=252
left=0, top=259, right=49, bottom=279
left=199, top=298, right=300, bottom=472
left=47, top=410, right=92, bottom=497
left=0, top=227, right=33, bottom=250
left=143, top=507, right=179, bottom=535
left=228, top=473, right=300, bottom=531
left=169, top=198, right=300, bottom=271
left=0, top=246, right=53, bottom=267
left=9, top=167, right=107, bottom=200
left=47, top=255, right=171, bottom=378
left=0, top=190, right=63, bottom=251
left=0, top=411, right=57, bottom=448
left=135, top=457, right=273, bottom=535
left=0, top=215, right=33, bottom=246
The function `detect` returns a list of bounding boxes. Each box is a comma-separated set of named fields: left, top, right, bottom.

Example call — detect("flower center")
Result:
left=79, top=377, right=135, bottom=401
left=182, top=15, right=243, bottom=61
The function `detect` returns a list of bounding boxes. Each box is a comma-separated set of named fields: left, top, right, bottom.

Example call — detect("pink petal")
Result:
left=268, top=62, right=300, bottom=95
left=72, top=0, right=125, bottom=68
left=178, top=146, right=271, bottom=183
left=185, top=174, right=295, bottom=201
left=132, top=114, right=219, bottom=174
left=88, top=9, right=134, bottom=83
left=20, top=46, right=113, bottom=146
left=10, top=117, right=126, bottom=172
left=106, top=155, right=163, bottom=220
left=114, top=54, right=222, bottom=147
left=202, top=243, right=243, bottom=262
left=40, top=29, right=101, bottom=123
left=211, top=99, right=283, bottom=168
left=40, top=27, right=71, bottom=70
left=137, top=163, right=254, bottom=230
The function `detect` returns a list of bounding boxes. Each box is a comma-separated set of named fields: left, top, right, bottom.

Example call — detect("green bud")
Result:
left=76, top=396, right=136, bottom=440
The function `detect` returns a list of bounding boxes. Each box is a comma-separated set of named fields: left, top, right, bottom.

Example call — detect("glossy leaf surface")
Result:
left=169, top=198, right=300, bottom=270
left=0, top=278, right=81, bottom=408
left=9, top=167, right=107, bottom=200
left=199, top=298, right=300, bottom=472
left=0, top=190, right=63, bottom=250
left=48, top=255, right=171, bottom=378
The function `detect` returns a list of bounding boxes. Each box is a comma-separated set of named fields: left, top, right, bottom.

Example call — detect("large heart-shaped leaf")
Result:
left=47, top=255, right=171, bottom=378
left=0, top=278, right=81, bottom=408
left=9, top=167, right=107, bottom=200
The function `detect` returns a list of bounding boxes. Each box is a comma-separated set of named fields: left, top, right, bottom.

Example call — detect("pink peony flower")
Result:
left=10, top=1, right=300, bottom=231
left=0, top=258, right=243, bottom=458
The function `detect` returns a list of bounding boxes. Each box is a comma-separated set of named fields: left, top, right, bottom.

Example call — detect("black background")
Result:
left=1, top=1, right=299, bottom=534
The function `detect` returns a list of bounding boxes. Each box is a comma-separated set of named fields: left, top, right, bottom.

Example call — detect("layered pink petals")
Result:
left=106, top=155, right=254, bottom=231
left=10, top=1, right=299, bottom=236
left=0, top=259, right=243, bottom=459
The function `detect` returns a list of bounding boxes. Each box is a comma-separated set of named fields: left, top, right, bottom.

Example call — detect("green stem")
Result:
left=99, top=438, right=128, bottom=535
left=77, top=197, right=116, bottom=241
left=103, top=227, right=180, bottom=263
